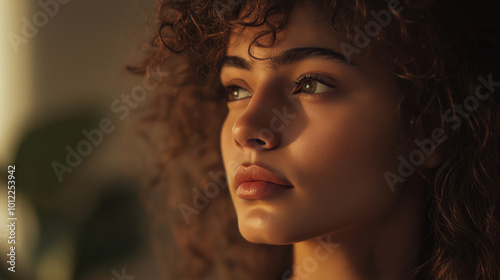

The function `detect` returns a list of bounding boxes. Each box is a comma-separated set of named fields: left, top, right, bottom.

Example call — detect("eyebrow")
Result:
left=220, top=47, right=356, bottom=71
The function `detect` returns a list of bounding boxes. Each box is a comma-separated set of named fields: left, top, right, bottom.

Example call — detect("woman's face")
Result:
left=220, top=3, right=402, bottom=244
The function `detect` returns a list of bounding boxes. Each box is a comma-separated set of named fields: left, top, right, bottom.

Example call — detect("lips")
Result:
left=233, top=165, right=293, bottom=199
left=234, top=164, right=292, bottom=187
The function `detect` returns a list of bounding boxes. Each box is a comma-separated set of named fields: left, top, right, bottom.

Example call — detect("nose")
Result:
left=232, top=97, right=283, bottom=151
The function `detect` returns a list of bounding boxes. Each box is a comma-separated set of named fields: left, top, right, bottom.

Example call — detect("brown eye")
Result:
left=293, top=75, right=335, bottom=95
left=300, top=80, right=318, bottom=94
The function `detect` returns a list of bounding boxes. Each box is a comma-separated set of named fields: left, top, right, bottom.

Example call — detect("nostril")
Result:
left=248, top=138, right=266, bottom=147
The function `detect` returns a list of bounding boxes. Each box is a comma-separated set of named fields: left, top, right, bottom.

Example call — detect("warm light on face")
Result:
left=219, top=3, right=403, bottom=245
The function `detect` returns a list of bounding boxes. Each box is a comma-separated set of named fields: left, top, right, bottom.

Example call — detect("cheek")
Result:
left=288, top=104, right=399, bottom=224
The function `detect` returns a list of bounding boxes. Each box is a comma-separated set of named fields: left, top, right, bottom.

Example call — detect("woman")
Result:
left=131, top=0, right=500, bottom=279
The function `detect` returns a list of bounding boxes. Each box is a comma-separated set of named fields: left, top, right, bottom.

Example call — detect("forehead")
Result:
left=226, top=2, right=339, bottom=58
left=221, top=1, right=396, bottom=83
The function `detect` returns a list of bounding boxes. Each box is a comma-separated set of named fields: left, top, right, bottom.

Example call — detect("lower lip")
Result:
left=236, top=181, right=292, bottom=199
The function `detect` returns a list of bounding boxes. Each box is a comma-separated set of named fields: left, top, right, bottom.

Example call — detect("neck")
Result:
left=289, top=179, right=426, bottom=280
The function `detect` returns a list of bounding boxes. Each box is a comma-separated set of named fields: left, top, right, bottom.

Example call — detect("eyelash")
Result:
left=223, top=72, right=337, bottom=102
left=292, top=72, right=336, bottom=96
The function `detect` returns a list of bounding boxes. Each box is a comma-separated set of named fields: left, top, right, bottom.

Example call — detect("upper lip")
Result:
left=233, top=164, right=293, bottom=188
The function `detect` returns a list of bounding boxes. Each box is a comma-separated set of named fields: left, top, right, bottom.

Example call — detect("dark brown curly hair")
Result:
left=130, top=0, right=500, bottom=279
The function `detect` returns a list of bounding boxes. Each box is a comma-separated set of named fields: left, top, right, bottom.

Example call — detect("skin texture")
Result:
left=220, top=3, right=427, bottom=279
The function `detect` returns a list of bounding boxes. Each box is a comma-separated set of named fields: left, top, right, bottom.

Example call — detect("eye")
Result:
left=293, top=73, right=336, bottom=95
left=222, top=73, right=336, bottom=101
left=224, top=85, right=252, bottom=102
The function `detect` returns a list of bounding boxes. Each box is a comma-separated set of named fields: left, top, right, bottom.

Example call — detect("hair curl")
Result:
left=130, top=0, right=500, bottom=279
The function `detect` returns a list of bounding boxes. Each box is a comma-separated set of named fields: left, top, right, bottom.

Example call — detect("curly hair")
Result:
left=130, top=0, right=500, bottom=279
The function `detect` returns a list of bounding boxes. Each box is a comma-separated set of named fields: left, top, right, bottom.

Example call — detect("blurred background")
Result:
left=0, top=0, right=162, bottom=279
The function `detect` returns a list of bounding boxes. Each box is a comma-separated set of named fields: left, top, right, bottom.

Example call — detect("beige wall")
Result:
left=0, top=1, right=160, bottom=279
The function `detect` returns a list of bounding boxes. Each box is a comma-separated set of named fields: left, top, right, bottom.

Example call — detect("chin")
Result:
left=239, top=226, right=293, bottom=245
left=236, top=213, right=316, bottom=245
left=236, top=212, right=293, bottom=244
